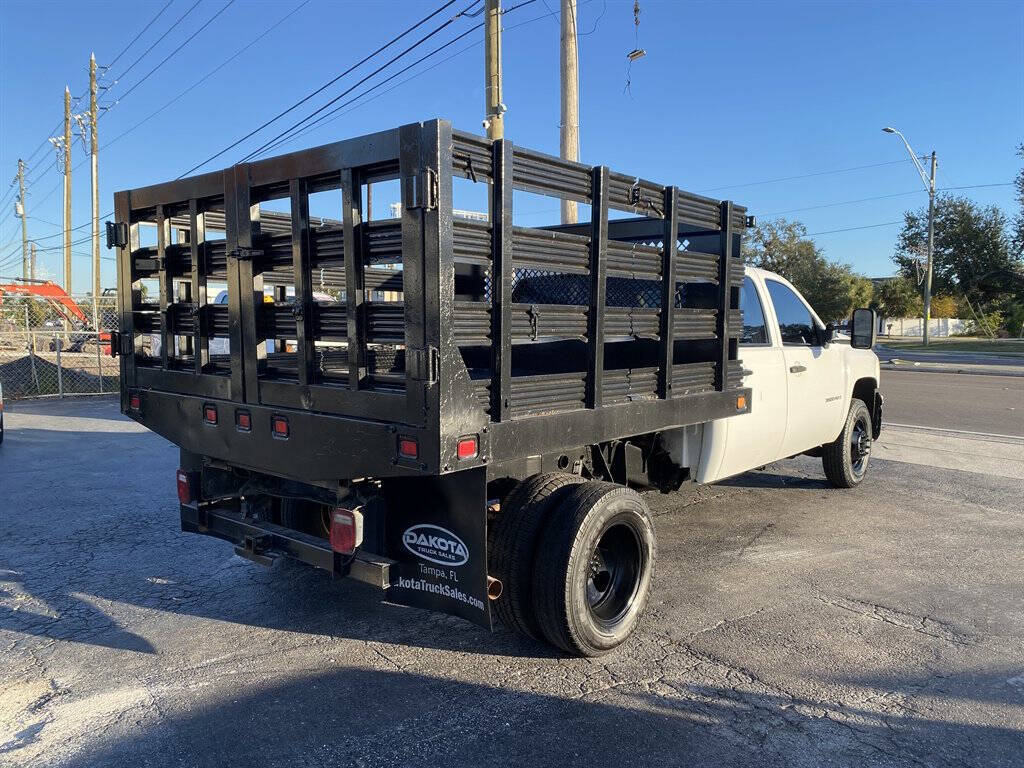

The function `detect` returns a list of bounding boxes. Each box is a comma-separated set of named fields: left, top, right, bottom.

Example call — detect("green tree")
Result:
left=743, top=218, right=869, bottom=323
left=894, top=195, right=1020, bottom=307
left=874, top=276, right=922, bottom=318
left=849, top=275, right=874, bottom=312
left=929, top=294, right=957, bottom=318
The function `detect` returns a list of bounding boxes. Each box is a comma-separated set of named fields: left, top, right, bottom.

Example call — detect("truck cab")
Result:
left=686, top=266, right=882, bottom=486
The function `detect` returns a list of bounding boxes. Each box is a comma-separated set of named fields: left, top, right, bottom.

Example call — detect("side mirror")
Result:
left=851, top=308, right=877, bottom=349
left=816, top=324, right=835, bottom=346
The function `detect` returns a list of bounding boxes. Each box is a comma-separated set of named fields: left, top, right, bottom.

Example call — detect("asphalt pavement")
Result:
left=1, top=396, right=1023, bottom=768
left=881, top=369, right=1024, bottom=435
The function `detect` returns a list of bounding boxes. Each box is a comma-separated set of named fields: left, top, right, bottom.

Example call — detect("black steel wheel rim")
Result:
left=586, top=519, right=644, bottom=626
left=850, top=414, right=871, bottom=477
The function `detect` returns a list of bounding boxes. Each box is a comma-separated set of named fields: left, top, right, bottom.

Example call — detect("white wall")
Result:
left=880, top=317, right=969, bottom=338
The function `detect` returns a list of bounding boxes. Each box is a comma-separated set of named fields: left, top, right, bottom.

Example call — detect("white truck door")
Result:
left=698, top=275, right=788, bottom=483
left=763, top=278, right=845, bottom=456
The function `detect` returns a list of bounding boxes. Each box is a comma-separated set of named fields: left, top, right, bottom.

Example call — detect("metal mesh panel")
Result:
left=0, top=295, right=119, bottom=399
left=509, top=269, right=684, bottom=308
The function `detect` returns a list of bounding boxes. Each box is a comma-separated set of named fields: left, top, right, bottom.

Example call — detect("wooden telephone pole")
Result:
left=30, top=242, right=37, bottom=281
left=90, top=54, right=100, bottom=328
left=17, top=159, right=29, bottom=279
left=560, top=0, right=580, bottom=224
left=63, top=86, right=72, bottom=299
left=484, top=0, right=504, bottom=140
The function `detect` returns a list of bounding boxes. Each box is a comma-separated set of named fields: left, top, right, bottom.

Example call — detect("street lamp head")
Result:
left=882, top=127, right=897, bottom=134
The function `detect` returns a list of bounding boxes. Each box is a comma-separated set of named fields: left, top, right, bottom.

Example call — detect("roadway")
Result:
left=881, top=369, right=1024, bottom=436
left=2, top=396, right=1023, bottom=767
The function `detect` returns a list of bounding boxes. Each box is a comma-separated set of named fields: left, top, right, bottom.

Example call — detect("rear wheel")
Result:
left=531, top=482, right=656, bottom=656
left=489, top=473, right=586, bottom=640
left=822, top=398, right=872, bottom=488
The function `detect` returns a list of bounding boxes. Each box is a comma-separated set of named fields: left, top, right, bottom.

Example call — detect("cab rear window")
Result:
left=739, top=277, right=769, bottom=345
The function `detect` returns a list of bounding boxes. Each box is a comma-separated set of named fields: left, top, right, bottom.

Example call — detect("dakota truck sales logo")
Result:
left=402, top=524, right=469, bottom=566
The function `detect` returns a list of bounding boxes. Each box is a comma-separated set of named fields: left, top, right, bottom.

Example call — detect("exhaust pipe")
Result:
left=487, top=576, right=503, bottom=600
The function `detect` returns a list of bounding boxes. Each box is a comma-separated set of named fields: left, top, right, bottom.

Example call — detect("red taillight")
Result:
left=203, top=404, right=218, bottom=425
left=457, top=435, right=478, bottom=460
left=271, top=415, right=289, bottom=439
left=398, top=436, right=418, bottom=460
left=129, top=393, right=141, bottom=411
left=236, top=410, right=251, bottom=432
left=329, top=507, right=364, bottom=554
left=176, top=470, right=193, bottom=504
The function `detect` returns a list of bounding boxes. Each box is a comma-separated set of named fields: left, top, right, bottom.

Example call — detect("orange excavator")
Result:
left=0, top=277, right=113, bottom=353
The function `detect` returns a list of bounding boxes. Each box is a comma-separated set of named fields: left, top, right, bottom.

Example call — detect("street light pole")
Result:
left=924, top=150, right=936, bottom=346
left=882, top=127, right=937, bottom=346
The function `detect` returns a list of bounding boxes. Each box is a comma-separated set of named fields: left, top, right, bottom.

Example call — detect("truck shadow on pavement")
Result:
left=1, top=426, right=556, bottom=659
left=49, top=666, right=1022, bottom=768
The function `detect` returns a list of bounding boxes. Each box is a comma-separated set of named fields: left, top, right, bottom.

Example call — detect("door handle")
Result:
left=789, top=364, right=807, bottom=374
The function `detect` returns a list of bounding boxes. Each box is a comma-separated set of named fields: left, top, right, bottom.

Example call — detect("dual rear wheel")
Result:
left=489, top=474, right=656, bottom=656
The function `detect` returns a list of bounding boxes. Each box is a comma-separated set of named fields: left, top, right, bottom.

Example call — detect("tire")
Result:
left=532, top=482, right=656, bottom=657
left=822, top=398, right=872, bottom=489
left=489, top=473, right=586, bottom=640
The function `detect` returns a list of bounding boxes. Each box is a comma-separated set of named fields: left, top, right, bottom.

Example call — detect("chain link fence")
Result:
left=0, top=295, right=119, bottom=400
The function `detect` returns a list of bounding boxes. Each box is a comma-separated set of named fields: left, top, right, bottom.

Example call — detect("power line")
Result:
left=104, top=0, right=312, bottom=151
left=103, top=0, right=175, bottom=72
left=940, top=183, right=1013, bottom=191
left=761, top=183, right=1015, bottom=217
left=247, top=0, right=539, bottom=161
left=108, top=1, right=237, bottom=109
left=696, top=157, right=928, bottom=194
left=762, top=190, right=922, bottom=216
left=177, top=0, right=463, bottom=178
left=806, top=220, right=903, bottom=237
left=15, top=214, right=113, bottom=244
left=103, top=0, right=204, bottom=95
left=244, top=13, right=491, bottom=160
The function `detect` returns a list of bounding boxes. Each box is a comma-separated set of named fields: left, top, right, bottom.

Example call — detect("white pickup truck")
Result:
left=663, top=266, right=882, bottom=490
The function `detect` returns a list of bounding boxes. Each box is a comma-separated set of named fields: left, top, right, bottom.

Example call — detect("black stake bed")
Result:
left=113, top=119, right=750, bottom=483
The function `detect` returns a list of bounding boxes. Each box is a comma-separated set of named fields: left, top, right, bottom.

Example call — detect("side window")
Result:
left=765, top=280, right=816, bottom=346
left=738, top=277, right=769, bottom=345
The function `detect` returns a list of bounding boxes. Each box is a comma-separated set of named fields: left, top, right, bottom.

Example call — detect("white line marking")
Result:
left=886, top=423, right=1024, bottom=441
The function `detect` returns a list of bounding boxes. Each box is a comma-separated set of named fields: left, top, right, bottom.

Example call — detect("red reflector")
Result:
left=457, top=435, right=478, bottom=460
left=203, top=404, right=218, bottom=425
left=271, top=415, right=289, bottom=439
left=329, top=507, right=364, bottom=554
left=398, top=436, right=418, bottom=460
left=176, top=470, right=192, bottom=504
left=129, top=393, right=141, bottom=411
left=236, top=410, right=251, bottom=432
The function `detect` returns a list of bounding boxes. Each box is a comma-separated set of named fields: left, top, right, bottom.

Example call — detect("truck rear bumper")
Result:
left=180, top=502, right=395, bottom=589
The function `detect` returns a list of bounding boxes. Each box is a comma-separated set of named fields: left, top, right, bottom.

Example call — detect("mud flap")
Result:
left=382, top=466, right=491, bottom=629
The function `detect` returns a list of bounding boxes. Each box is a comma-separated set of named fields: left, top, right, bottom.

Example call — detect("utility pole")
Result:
left=560, top=0, right=580, bottom=224
left=90, top=54, right=100, bottom=329
left=923, top=151, right=937, bottom=346
left=882, top=127, right=938, bottom=345
left=63, top=86, right=72, bottom=300
left=484, top=0, right=504, bottom=140
left=30, top=242, right=37, bottom=281
left=17, top=159, right=29, bottom=280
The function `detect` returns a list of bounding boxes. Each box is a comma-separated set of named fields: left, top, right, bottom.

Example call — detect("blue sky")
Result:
left=1, top=0, right=1020, bottom=292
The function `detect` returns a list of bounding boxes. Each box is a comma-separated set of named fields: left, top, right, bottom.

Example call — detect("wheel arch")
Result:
left=851, top=376, right=882, bottom=439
